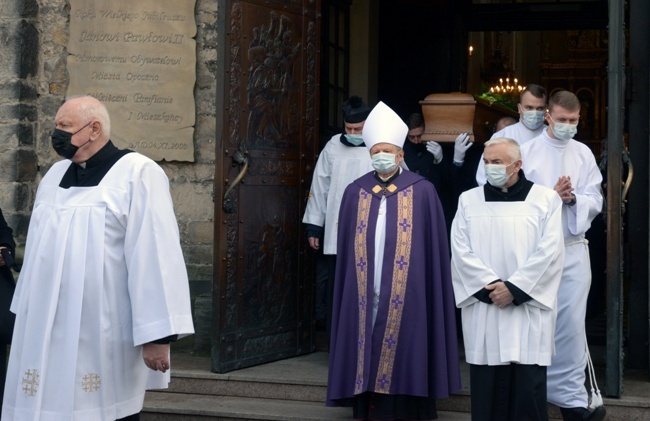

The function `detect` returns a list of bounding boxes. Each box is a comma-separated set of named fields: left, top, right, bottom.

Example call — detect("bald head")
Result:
left=54, top=96, right=111, bottom=163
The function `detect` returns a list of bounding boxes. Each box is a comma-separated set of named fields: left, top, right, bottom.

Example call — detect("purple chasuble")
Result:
left=327, top=170, right=460, bottom=406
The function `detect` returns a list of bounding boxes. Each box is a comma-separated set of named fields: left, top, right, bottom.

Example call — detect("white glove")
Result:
left=453, top=133, right=473, bottom=164
left=425, top=141, right=443, bottom=164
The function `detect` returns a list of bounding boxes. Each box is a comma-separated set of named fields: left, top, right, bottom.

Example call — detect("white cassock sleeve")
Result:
left=475, top=158, right=487, bottom=186
left=302, top=142, right=333, bottom=228
left=124, top=160, right=194, bottom=346
left=450, top=195, right=500, bottom=308
left=564, top=152, right=603, bottom=237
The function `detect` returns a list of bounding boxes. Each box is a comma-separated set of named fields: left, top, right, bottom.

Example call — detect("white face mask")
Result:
left=549, top=115, right=578, bottom=140
left=346, top=134, right=364, bottom=146
left=485, top=161, right=516, bottom=187
left=521, top=110, right=545, bottom=130
left=372, top=152, right=397, bottom=174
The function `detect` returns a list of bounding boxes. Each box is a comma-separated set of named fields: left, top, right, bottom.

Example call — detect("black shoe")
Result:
left=583, top=406, right=606, bottom=421
left=560, top=406, right=606, bottom=421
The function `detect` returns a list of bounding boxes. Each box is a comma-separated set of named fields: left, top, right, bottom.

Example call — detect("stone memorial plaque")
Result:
left=67, top=0, right=196, bottom=162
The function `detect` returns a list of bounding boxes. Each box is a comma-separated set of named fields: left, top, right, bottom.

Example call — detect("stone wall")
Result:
left=0, top=0, right=39, bottom=239
left=0, top=0, right=217, bottom=302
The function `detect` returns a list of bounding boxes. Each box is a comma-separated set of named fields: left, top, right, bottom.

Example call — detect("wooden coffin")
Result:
left=419, top=93, right=476, bottom=142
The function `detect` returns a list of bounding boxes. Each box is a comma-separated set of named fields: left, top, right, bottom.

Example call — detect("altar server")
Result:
left=476, top=84, right=548, bottom=185
left=521, top=90, right=605, bottom=421
left=303, top=95, right=374, bottom=334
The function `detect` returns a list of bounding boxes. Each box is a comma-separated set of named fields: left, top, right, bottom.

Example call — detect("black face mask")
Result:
left=411, top=142, right=427, bottom=152
left=51, top=122, right=92, bottom=160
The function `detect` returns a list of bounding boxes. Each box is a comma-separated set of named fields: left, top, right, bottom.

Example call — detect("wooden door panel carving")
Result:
left=214, top=0, right=319, bottom=373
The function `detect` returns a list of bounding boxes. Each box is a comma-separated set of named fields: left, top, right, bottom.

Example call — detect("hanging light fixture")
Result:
left=489, top=76, right=525, bottom=95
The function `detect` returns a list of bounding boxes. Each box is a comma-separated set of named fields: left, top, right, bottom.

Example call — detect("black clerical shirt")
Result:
left=59, top=141, right=133, bottom=188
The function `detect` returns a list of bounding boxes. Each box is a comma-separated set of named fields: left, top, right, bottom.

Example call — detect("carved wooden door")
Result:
left=213, top=0, right=319, bottom=373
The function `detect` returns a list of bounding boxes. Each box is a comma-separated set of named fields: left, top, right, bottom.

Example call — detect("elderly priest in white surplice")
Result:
left=451, top=137, right=564, bottom=421
left=2, top=96, right=194, bottom=421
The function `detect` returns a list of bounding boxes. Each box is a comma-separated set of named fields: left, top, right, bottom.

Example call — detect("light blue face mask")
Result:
left=549, top=115, right=578, bottom=141
left=346, top=134, right=364, bottom=146
left=372, top=152, right=397, bottom=174
left=485, top=161, right=516, bottom=187
left=521, top=110, right=545, bottom=130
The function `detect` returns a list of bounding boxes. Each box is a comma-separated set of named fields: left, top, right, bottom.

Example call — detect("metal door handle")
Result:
left=223, top=148, right=249, bottom=214
left=621, top=150, right=632, bottom=202
left=621, top=150, right=632, bottom=214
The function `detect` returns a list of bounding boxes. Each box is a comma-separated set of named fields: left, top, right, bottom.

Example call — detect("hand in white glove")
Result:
left=425, top=141, right=443, bottom=164
left=453, top=133, right=473, bottom=164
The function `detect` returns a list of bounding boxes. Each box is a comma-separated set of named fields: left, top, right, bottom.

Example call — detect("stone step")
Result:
left=144, top=387, right=648, bottom=421
left=161, top=369, right=328, bottom=403
left=142, top=392, right=473, bottom=421
left=141, top=352, right=649, bottom=421
left=158, top=370, right=475, bottom=413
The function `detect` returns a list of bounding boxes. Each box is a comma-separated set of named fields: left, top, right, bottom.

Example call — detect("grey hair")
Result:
left=484, top=137, right=521, bottom=162
left=71, top=96, right=112, bottom=137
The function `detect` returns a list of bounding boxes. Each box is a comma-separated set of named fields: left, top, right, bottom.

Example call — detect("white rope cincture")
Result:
left=585, top=331, right=604, bottom=410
